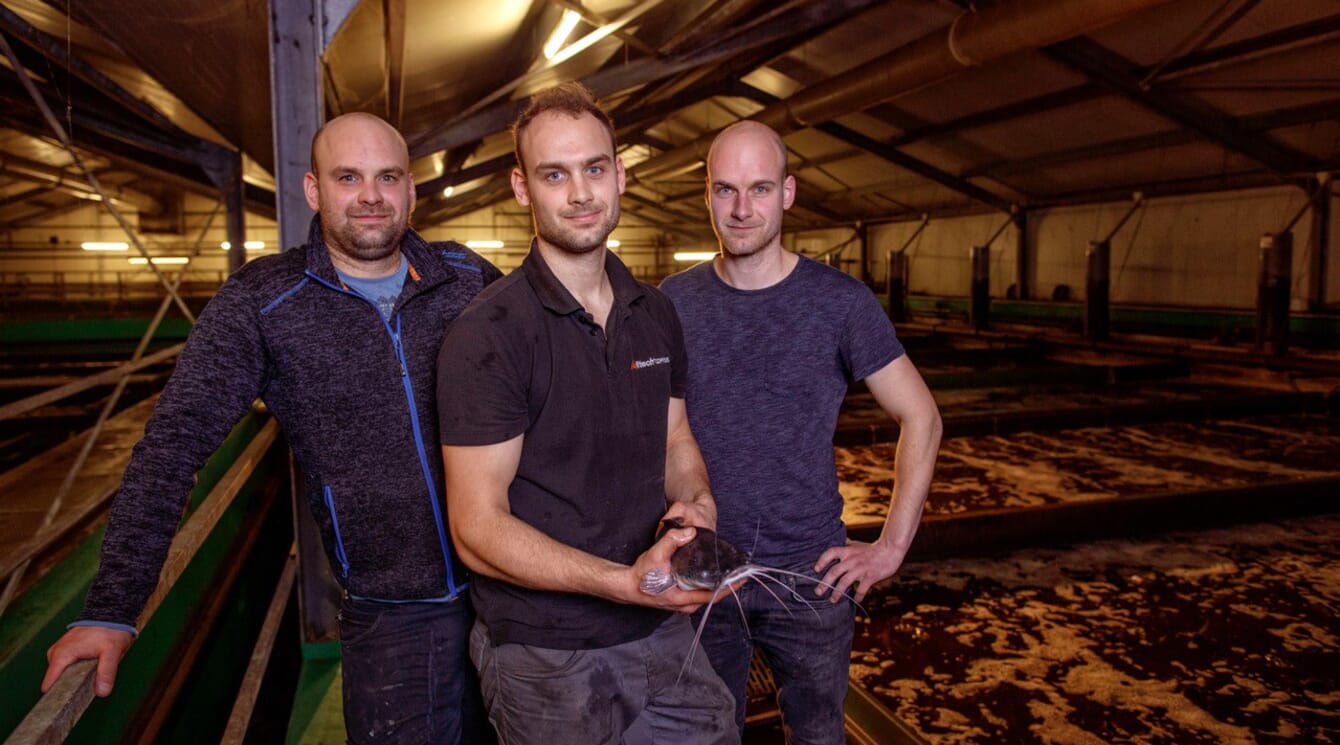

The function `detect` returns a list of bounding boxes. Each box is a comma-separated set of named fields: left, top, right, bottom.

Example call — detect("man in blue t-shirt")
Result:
left=660, top=120, right=942, bottom=744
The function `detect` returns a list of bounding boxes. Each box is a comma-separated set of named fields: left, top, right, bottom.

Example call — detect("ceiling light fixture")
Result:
left=128, top=256, right=190, bottom=265
left=81, top=241, right=129, bottom=251
left=221, top=241, right=266, bottom=250
left=606, top=239, right=620, bottom=249
left=673, top=251, right=717, bottom=262
left=442, top=185, right=455, bottom=198
left=543, top=9, right=582, bottom=60
left=465, top=240, right=505, bottom=249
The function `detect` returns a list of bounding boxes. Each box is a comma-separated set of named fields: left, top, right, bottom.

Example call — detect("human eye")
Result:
left=754, top=184, right=770, bottom=194
left=543, top=170, right=564, bottom=183
left=586, top=164, right=605, bottom=177
left=337, top=173, right=356, bottom=183
left=715, top=186, right=734, bottom=197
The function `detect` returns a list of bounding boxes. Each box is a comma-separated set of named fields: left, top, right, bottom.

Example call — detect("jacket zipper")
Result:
left=305, top=271, right=461, bottom=597
left=322, top=485, right=351, bottom=579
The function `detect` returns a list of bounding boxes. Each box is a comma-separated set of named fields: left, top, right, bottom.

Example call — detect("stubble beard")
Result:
left=325, top=209, right=407, bottom=263
left=715, top=218, right=777, bottom=259
left=536, top=202, right=619, bottom=256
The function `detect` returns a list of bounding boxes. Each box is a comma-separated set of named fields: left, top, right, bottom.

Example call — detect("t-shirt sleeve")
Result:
left=842, top=285, right=905, bottom=382
left=436, top=307, right=531, bottom=445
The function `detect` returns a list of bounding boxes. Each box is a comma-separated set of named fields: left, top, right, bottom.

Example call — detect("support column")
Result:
left=269, top=0, right=357, bottom=643
left=858, top=221, right=870, bottom=284
left=1084, top=239, right=1110, bottom=341
left=886, top=249, right=908, bottom=323
left=1307, top=177, right=1330, bottom=311
left=270, top=0, right=325, bottom=252
left=223, top=151, right=246, bottom=275
left=1255, top=232, right=1293, bottom=356
left=1013, top=209, right=1029, bottom=300
left=970, top=245, right=990, bottom=330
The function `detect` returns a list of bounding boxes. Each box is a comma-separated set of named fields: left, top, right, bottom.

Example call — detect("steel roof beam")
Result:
left=0, top=5, right=196, bottom=143
left=405, top=0, right=885, bottom=158
left=1044, top=37, right=1316, bottom=175
left=734, top=82, right=1015, bottom=213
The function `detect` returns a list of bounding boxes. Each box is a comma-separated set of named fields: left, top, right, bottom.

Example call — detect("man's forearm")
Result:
left=454, top=509, right=636, bottom=603
left=879, top=412, right=941, bottom=553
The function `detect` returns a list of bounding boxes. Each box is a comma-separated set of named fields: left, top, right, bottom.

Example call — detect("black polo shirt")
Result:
left=437, top=243, right=685, bottom=649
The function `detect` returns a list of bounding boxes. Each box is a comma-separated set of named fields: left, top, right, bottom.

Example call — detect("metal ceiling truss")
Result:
left=405, top=0, right=885, bottom=158
left=1044, top=37, right=1317, bottom=176
left=732, top=82, right=1016, bottom=213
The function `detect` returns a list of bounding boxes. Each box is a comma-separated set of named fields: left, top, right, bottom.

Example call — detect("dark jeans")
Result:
left=694, top=559, right=855, bottom=745
left=470, top=615, right=739, bottom=745
left=339, top=594, right=494, bottom=745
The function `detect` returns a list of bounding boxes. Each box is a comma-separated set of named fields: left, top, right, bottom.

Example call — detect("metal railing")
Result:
left=0, top=270, right=226, bottom=304
left=4, top=418, right=281, bottom=745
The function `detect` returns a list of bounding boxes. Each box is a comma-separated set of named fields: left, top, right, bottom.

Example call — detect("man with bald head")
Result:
left=42, top=112, right=501, bottom=744
left=661, top=120, right=942, bottom=743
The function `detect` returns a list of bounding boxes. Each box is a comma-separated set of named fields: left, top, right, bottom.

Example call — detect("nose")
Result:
left=730, top=193, right=752, bottom=221
left=569, top=173, right=593, bottom=205
left=358, top=180, right=384, bottom=205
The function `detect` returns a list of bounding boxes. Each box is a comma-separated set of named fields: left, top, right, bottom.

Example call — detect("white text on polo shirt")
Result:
left=630, top=356, right=671, bottom=370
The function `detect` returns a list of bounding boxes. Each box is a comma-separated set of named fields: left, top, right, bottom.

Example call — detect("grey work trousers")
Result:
left=470, top=615, right=739, bottom=745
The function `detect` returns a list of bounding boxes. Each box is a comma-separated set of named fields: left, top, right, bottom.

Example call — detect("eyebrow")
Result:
left=330, top=165, right=406, bottom=176
left=712, top=178, right=776, bottom=190
left=535, top=154, right=612, bottom=171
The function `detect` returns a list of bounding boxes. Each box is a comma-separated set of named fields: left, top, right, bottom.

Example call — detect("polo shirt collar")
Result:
left=521, top=239, right=645, bottom=316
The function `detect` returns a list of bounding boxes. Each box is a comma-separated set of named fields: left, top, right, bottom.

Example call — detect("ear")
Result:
left=616, top=156, right=626, bottom=195
left=303, top=172, right=320, bottom=212
left=511, top=167, right=531, bottom=207
left=406, top=171, right=416, bottom=215
left=781, top=174, right=796, bottom=210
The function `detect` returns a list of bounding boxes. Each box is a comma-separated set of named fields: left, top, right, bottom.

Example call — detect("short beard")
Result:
left=323, top=213, right=408, bottom=263
left=715, top=224, right=775, bottom=259
left=536, top=203, right=619, bottom=256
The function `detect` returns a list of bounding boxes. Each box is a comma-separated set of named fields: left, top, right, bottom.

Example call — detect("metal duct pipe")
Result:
left=634, top=0, right=1173, bottom=181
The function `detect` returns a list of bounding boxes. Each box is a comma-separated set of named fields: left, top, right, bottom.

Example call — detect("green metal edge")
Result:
left=0, top=411, right=269, bottom=741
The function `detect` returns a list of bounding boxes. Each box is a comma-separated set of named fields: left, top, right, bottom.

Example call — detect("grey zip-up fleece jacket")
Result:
left=78, top=216, right=501, bottom=629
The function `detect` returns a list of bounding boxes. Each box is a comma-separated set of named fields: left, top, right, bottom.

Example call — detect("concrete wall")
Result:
left=4, top=183, right=1335, bottom=314
left=866, top=185, right=1336, bottom=313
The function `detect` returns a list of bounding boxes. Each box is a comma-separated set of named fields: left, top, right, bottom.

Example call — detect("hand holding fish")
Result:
left=813, top=538, right=910, bottom=604
left=627, top=522, right=719, bottom=614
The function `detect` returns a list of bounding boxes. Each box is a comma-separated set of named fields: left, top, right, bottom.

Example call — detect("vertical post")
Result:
left=886, top=249, right=907, bottom=323
left=970, top=245, right=990, bottom=329
left=270, top=0, right=324, bottom=252
left=1084, top=239, right=1110, bottom=341
left=1307, top=177, right=1330, bottom=311
left=1255, top=232, right=1293, bottom=355
left=858, top=221, right=870, bottom=284
left=224, top=150, right=247, bottom=275
left=1013, top=209, right=1029, bottom=300
left=270, top=0, right=353, bottom=643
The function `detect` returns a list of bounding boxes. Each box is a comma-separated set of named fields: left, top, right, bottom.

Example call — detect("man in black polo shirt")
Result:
left=436, top=83, right=737, bottom=744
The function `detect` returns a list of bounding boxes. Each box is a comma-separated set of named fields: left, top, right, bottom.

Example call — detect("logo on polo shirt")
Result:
left=630, top=356, right=671, bottom=370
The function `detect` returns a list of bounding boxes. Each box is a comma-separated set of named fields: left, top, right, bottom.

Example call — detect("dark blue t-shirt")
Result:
left=661, top=256, right=903, bottom=565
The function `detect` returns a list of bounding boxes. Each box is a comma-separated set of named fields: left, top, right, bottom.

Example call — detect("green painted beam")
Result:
left=0, top=412, right=283, bottom=742
left=0, top=318, right=193, bottom=345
